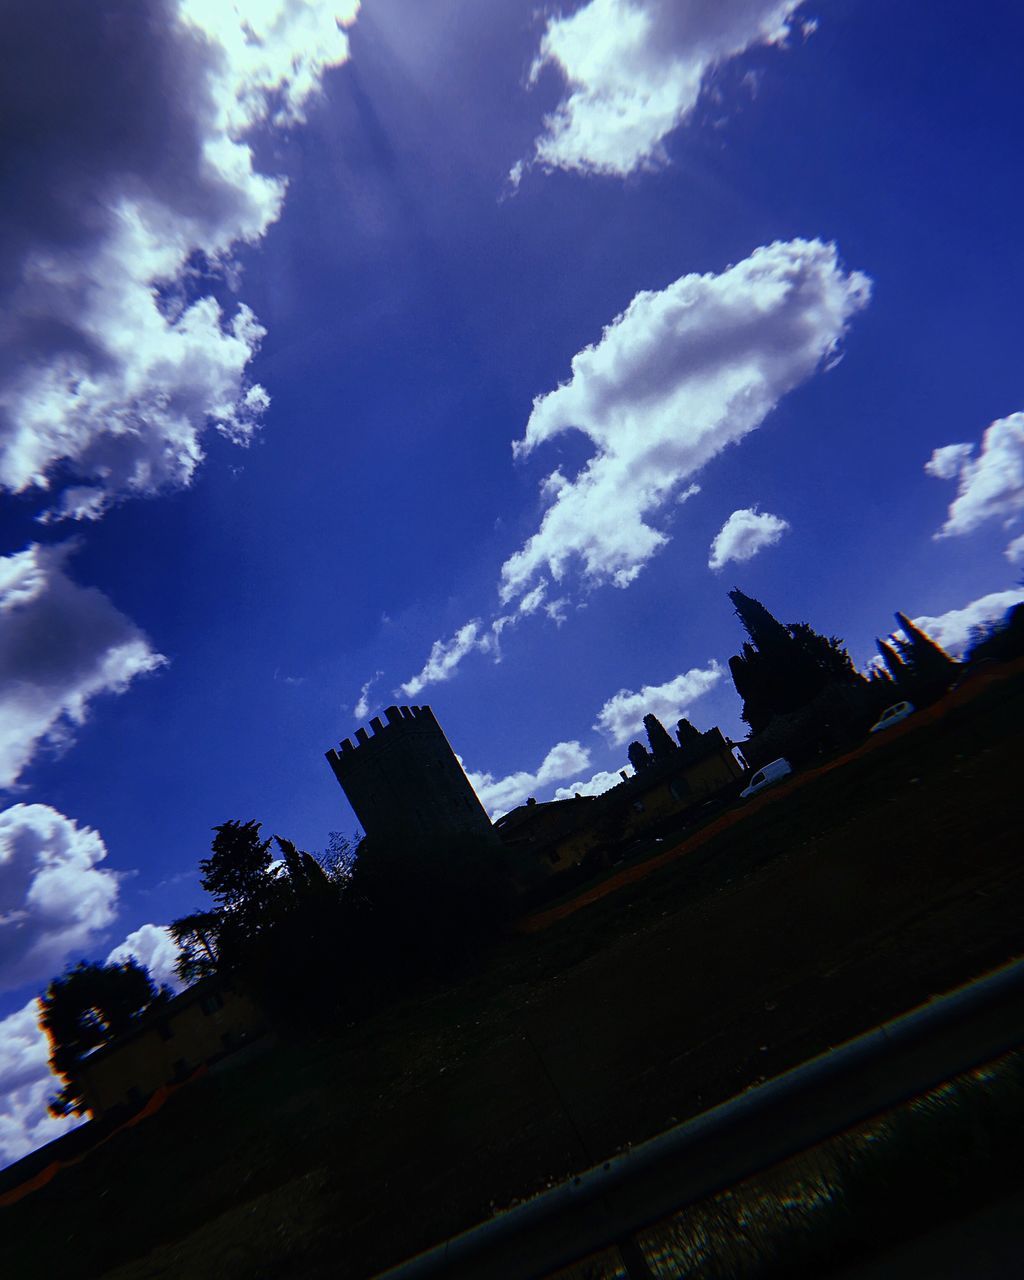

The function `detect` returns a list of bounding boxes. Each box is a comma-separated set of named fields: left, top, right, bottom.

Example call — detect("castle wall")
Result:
left=325, top=705, right=493, bottom=850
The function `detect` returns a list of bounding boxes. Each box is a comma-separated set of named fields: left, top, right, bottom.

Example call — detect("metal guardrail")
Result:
left=375, top=954, right=1024, bottom=1280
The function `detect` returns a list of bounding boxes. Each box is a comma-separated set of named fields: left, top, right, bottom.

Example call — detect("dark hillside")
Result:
left=3, top=667, right=1023, bottom=1280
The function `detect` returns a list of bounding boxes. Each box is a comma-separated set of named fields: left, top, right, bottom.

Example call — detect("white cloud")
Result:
left=353, top=671, right=383, bottom=721
left=464, top=740, right=591, bottom=819
left=708, top=506, right=790, bottom=569
left=926, top=413, right=1024, bottom=555
left=106, top=924, right=184, bottom=993
left=595, top=661, right=723, bottom=745
left=500, top=239, right=870, bottom=605
left=398, top=620, right=490, bottom=699
left=0, top=542, right=166, bottom=788
left=909, top=589, right=1024, bottom=658
left=0, top=998, right=84, bottom=1170
left=0, top=804, right=119, bottom=993
left=520, top=0, right=808, bottom=179
left=1005, top=533, right=1024, bottom=565
left=553, top=768, right=626, bottom=800
left=0, top=1, right=357, bottom=522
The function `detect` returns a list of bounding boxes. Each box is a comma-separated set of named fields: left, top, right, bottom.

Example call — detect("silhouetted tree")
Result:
left=787, top=622, right=863, bottom=684
left=199, top=820, right=275, bottom=950
left=876, top=637, right=909, bottom=685
left=320, top=831, right=359, bottom=885
left=40, top=960, right=170, bottom=1116
left=894, top=612, right=958, bottom=685
left=168, top=910, right=221, bottom=984
left=676, top=718, right=702, bottom=747
left=628, top=741, right=652, bottom=774
left=965, top=603, right=1024, bottom=664
left=274, top=836, right=332, bottom=898
left=729, top=591, right=827, bottom=731
left=644, top=713, right=678, bottom=759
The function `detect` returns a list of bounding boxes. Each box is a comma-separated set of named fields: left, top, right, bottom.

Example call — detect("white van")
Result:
left=740, top=758, right=793, bottom=799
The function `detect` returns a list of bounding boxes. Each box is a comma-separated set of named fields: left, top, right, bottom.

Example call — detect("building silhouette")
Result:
left=325, top=705, right=493, bottom=850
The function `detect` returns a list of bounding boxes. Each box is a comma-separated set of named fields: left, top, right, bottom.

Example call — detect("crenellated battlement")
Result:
left=325, top=703, right=493, bottom=847
left=326, top=705, right=441, bottom=778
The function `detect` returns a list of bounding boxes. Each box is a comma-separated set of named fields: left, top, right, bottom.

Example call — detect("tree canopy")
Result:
left=40, top=959, right=170, bottom=1116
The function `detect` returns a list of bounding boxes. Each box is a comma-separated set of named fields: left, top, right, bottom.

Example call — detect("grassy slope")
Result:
left=3, top=669, right=1022, bottom=1280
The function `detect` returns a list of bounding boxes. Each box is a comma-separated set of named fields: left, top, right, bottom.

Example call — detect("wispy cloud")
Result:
left=353, top=670, right=383, bottom=720
left=398, top=621, right=492, bottom=700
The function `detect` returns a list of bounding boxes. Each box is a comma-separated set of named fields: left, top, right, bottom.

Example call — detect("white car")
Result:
left=740, top=758, right=793, bottom=799
left=869, top=700, right=915, bottom=734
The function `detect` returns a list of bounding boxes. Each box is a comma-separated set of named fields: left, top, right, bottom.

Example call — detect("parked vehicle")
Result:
left=740, top=758, right=793, bottom=799
left=869, top=700, right=915, bottom=734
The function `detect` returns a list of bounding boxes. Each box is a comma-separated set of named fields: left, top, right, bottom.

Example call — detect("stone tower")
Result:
left=325, top=705, right=493, bottom=850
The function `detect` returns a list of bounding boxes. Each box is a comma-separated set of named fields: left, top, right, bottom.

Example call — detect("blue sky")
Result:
left=2, top=0, right=1024, bottom=1161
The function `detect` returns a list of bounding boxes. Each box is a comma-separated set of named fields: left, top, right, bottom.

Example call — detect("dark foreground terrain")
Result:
left=3, top=666, right=1023, bottom=1279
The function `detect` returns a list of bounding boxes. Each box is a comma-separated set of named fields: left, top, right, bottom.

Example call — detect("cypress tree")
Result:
left=894, top=612, right=958, bottom=682
left=644, top=713, right=678, bottom=759
left=627, top=741, right=652, bottom=774
left=676, top=718, right=702, bottom=746
left=876, top=637, right=908, bottom=685
left=727, top=590, right=824, bottom=724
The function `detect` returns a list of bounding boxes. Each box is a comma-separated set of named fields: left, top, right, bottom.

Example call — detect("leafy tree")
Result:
left=627, top=741, right=652, bottom=774
left=787, top=622, right=862, bottom=683
left=199, top=820, right=275, bottom=939
left=320, top=830, right=359, bottom=885
left=40, top=959, right=169, bottom=1116
left=643, top=713, right=678, bottom=759
left=168, top=911, right=222, bottom=985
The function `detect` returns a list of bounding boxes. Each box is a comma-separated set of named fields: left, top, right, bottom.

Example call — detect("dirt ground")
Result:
left=3, top=668, right=1022, bottom=1280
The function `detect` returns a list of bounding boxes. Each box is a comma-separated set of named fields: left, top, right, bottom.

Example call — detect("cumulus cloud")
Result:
left=107, top=923, right=184, bottom=993
left=708, top=506, right=790, bottom=569
left=0, top=542, right=166, bottom=787
left=926, top=413, right=1024, bottom=557
left=499, top=240, right=870, bottom=605
left=553, top=768, right=627, bottom=800
left=464, top=740, right=591, bottom=819
left=519, top=0, right=809, bottom=179
left=908, top=588, right=1024, bottom=658
left=0, top=0, right=357, bottom=522
left=595, top=661, right=723, bottom=745
left=0, top=998, right=84, bottom=1169
left=0, top=804, right=119, bottom=993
